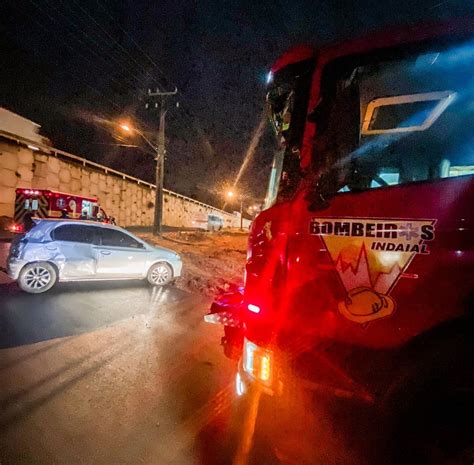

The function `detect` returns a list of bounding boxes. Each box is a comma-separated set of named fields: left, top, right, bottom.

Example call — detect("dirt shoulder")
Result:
left=138, top=230, right=248, bottom=297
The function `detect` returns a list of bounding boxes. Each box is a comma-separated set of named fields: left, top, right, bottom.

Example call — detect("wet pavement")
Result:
left=0, top=279, right=191, bottom=349
left=0, top=242, right=237, bottom=465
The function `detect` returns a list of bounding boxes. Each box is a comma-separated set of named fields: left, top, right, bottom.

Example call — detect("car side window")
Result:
left=99, top=229, right=143, bottom=249
left=52, top=225, right=96, bottom=244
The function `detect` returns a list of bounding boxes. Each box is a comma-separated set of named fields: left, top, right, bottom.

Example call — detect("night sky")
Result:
left=2, top=0, right=474, bottom=208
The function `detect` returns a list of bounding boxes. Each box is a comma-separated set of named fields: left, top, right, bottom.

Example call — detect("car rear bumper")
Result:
left=7, top=258, right=24, bottom=280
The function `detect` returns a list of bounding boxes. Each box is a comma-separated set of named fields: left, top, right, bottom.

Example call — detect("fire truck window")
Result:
left=265, top=59, right=315, bottom=208
left=321, top=40, right=474, bottom=194
left=52, top=225, right=96, bottom=244
left=24, top=199, right=30, bottom=209
left=31, top=199, right=39, bottom=210
left=99, top=229, right=143, bottom=249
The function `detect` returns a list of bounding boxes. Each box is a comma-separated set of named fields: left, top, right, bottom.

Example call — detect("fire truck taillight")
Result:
left=22, top=189, right=40, bottom=195
left=243, top=338, right=273, bottom=385
left=247, top=303, right=260, bottom=314
left=10, top=223, right=23, bottom=233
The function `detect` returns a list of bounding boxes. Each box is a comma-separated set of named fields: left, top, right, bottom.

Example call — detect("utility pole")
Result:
left=146, top=87, right=177, bottom=236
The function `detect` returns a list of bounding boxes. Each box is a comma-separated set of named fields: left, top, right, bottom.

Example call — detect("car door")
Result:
left=50, top=224, right=97, bottom=279
left=93, top=228, right=149, bottom=278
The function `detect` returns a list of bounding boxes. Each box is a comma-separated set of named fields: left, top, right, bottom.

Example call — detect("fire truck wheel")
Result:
left=147, top=262, right=173, bottom=286
left=18, top=262, right=57, bottom=294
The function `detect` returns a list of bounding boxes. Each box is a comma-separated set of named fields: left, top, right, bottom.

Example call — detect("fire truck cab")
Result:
left=13, top=188, right=112, bottom=232
left=207, top=21, right=474, bottom=465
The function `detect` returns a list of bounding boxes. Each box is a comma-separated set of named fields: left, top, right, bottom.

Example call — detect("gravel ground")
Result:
left=139, top=230, right=248, bottom=297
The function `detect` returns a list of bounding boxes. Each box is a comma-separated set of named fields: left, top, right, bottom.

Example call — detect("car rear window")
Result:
left=52, top=224, right=96, bottom=244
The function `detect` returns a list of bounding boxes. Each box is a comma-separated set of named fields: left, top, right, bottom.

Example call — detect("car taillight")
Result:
left=243, top=338, right=273, bottom=385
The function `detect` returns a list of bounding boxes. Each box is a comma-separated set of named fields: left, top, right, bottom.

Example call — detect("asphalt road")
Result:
left=0, top=278, right=191, bottom=349
left=0, top=241, right=189, bottom=349
left=0, top=241, right=368, bottom=465
left=0, top=241, right=238, bottom=465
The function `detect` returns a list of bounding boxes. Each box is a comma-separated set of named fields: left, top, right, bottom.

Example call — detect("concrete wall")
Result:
left=0, top=137, right=247, bottom=228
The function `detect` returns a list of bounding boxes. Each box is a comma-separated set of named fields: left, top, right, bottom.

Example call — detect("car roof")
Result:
left=33, top=218, right=125, bottom=232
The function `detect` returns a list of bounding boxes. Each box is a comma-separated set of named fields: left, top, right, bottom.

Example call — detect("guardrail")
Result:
left=0, top=129, right=233, bottom=216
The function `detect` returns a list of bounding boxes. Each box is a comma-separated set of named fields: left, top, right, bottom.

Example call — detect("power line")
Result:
left=68, top=0, right=154, bottom=80
left=11, top=5, right=123, bottom=112
left=28, top=0, right=146, bottom=93
left=95, top=0, right=176, bottom=90
left=52, top=0, right=149, bottom=88
left=42, top=0, right=146, bottom=89
left=27, top=0, right=216, bottom=162
left=84, top=0, right=216, bottom=156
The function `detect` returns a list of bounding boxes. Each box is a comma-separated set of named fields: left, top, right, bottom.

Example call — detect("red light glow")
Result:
left=22, top=189, right=40, bottom=195
left=10, top=223, right=23, bottom=233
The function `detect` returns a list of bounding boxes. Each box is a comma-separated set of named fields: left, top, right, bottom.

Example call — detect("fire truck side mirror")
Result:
left=306, top=171, right=337, bottom=211
left=307, top=192, right=330, bottom=212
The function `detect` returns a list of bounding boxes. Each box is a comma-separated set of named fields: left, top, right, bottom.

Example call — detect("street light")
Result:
left=118, top=121, right=163, bottom=236
left=119, top=122, right=159, bottom=155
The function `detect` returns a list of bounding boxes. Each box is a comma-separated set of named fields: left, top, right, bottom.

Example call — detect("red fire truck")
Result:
left=12, top=188, right=112, bottom=232
left=206, top=20, right=474, bottom=464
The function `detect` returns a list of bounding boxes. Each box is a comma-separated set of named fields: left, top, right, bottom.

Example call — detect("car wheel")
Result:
left=18, top=262, right=57, bottom=294
left=147, top=262, right=173, bottom=286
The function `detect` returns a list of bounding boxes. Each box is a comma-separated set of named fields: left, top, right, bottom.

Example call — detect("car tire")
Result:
left=147, top=262, right=173, bottom=286
left=18, top=262, right=57, bottom=294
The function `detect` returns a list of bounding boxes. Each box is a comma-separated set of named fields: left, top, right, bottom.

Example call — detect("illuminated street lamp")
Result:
left=119, top=122, right=158, bottom=155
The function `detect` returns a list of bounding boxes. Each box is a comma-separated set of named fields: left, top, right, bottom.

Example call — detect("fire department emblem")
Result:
left=309, top=218, right=436, bottom=323
left=69, top=200, right=77, bottom=212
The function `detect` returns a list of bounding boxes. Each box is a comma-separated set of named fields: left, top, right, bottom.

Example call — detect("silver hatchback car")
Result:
left=7, top=219, right=182, bottom=293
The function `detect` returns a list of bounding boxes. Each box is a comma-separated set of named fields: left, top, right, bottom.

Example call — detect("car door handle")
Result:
left=100, top=250, right=112, bottom=255
left=46, top=246, right=57, bottom=251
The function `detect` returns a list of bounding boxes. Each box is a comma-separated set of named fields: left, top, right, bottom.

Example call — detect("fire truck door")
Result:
left=14, top=192, right=48, bottom=223
left=286, top=47, right=474, bottom=347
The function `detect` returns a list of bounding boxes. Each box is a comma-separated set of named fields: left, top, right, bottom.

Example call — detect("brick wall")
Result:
left=0, top=138, right=246, bottom=228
